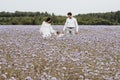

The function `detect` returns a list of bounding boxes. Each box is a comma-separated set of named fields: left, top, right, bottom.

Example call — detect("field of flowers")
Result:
left=0, top=25, right=120, bottom=80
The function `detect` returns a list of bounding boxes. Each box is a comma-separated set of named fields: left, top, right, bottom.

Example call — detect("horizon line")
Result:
left=0, top=10, right=120, bottom=16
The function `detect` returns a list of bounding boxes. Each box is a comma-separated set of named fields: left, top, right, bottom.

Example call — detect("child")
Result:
left=40, top=17, right=56, bottom=38
left=56, top=31, right=64, bottom=38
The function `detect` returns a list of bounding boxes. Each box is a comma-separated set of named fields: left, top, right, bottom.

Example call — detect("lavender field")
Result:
left=0, top=25, right=120, bottom=80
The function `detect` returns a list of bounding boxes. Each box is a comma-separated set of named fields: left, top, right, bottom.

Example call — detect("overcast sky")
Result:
left=0, top=0, right=120, bottom=15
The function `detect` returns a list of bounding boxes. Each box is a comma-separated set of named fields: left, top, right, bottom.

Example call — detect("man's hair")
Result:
left=45, top=17, right=52, bottom=23
left=67, top=12, right=72, bottom=16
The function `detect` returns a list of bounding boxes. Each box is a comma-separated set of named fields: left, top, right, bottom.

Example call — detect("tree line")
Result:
left=0, top=11, right=120, bottom=25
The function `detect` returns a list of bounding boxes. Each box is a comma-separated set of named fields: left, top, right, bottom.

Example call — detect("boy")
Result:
left=56, top=31, right=64, bottom=38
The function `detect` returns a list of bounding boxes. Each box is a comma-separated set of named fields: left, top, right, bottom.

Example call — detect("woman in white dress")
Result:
left=40, top=17, right=56, bottom=38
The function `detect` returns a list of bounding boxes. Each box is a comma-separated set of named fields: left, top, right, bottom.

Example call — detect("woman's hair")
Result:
left=45, top=17, right=52, bottom=23
left=67, top=12, right=72, bottom=16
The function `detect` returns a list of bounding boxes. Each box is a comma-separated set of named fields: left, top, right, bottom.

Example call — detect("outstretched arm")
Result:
left=50, top=26, right=56, bottom=35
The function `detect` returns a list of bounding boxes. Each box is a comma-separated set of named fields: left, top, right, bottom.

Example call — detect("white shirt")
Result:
left=40, top=21, right=56, bottom=38
left=63, top=17, right=78, bottom=32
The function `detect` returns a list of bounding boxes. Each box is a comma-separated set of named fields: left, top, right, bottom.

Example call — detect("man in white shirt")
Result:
left=63, top=12, right=78, bottom=35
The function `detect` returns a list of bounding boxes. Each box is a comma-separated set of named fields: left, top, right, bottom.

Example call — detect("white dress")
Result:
left=40, top=21, right=56, bottom=38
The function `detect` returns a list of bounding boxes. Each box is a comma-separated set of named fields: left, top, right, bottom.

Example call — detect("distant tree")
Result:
left=0, top=11, right=120, bottom=25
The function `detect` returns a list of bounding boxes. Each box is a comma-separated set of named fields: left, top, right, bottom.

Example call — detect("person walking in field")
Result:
left=40, top=17, right=56, bottom=38
left=63, top=12, right=79, bottom=35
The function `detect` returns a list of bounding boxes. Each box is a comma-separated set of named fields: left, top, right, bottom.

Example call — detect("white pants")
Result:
left=65, top=27, right=75, bottom=36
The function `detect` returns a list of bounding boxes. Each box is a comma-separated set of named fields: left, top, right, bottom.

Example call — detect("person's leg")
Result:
left=69, top=29, right=72, bottom=34
left=65, top=28, right=69, bottom=36
left=68, top=29, right=72, bottom=36
left=65, top=28, right=75, bottom=36
left=71, top=28, right=75, bottom=35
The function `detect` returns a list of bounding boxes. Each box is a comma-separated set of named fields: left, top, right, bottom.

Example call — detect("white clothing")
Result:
left=63, top=17, right=78, bottom=32
left=40, top=21, right=56, bottom=38
left=65, top=27, right=75, bottom=35
left=57, top=33, right=64, bottom=38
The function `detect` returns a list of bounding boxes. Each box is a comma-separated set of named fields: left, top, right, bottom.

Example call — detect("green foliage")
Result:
left=0, top=11, right=120, bottom=25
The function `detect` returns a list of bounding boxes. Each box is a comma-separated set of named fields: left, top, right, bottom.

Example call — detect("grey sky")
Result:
left=0, top=0, right=120, bottom=15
